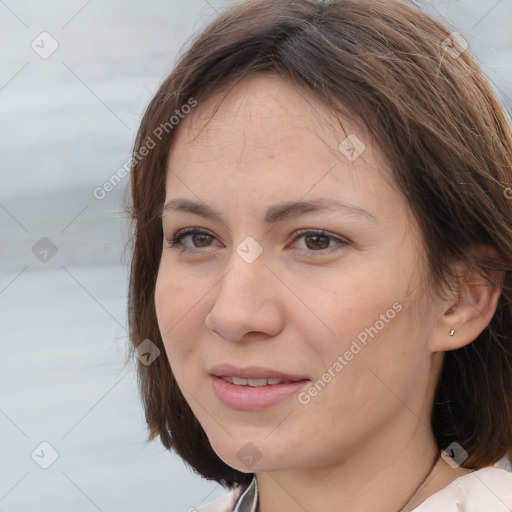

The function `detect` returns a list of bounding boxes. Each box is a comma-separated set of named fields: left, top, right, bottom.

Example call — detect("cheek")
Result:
left=297, top=267, right=421, bottom=394
left=305, top=269, right=399, bottom=346
left=154, top=266, right=199, bottom=365
left=154, top=268, right=174, bottom=336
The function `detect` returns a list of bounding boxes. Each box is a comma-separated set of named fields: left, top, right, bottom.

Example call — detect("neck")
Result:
left=256, top=415, right=465, bottom=512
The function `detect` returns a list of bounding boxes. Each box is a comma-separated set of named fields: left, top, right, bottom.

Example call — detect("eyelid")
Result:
left=170, top=227, right=218, bottom=240
left=293, top=228, right=350, bottom=245
left=166, top=227, right=349, bottom=256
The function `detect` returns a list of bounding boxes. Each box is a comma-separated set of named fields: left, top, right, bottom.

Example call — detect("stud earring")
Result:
left=449, top=329, right=455, bottom=336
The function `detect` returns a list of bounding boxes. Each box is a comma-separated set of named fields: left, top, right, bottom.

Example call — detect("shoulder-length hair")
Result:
left=127, top=0, right=512, bottom=488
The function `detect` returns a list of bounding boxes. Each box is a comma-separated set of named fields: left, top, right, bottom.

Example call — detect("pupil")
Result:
left=194, top=234, right=211, bottom=247
left=306, top=235, right=329, bottom=250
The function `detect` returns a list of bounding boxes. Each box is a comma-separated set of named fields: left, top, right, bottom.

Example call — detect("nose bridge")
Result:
left=216, top=244, right=269, bottom=311
left=218, top=232, right=269, bottom=295
left=226, top=246, right=266, bottom=295
left=205, top=244, right=283, bottom=341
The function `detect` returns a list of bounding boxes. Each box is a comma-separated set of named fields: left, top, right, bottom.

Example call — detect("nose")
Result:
left=204, top=251, right=284, bottom=342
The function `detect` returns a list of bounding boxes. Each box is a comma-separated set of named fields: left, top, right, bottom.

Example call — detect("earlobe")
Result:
left=430, top=258, right=503, bottom=353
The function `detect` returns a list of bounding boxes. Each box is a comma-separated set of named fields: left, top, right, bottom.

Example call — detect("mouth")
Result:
left=209, top=363, right=308, bottom=384
left=208, top=364, right=310, bottom=410
left=219, top=376, right=295, bottom=387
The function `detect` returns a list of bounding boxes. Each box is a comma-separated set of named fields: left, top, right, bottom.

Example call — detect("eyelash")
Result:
left=165, top=227, right=349, bottom=258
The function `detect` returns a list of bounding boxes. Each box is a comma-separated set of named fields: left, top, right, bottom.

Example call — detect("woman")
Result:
left=127, top=0, right=512, bottom=510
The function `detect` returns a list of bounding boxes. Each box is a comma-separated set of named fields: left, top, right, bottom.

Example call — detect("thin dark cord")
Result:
left=396, top=449, right=442, bottom=512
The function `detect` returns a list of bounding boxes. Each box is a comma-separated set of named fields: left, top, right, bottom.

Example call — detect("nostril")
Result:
left=211, top=328, right=241, bottom=342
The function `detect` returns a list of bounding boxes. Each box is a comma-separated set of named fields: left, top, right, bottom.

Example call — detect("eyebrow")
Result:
left=161, top=198, right=375, bottom=225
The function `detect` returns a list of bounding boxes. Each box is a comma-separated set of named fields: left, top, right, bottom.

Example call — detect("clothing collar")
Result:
left=233, top=475, right=259, bottom=512
left=230, top=458, right=512, bottom=511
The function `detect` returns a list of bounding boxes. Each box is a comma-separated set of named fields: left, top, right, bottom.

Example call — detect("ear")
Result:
left=429, top=247, right=504, bottom=353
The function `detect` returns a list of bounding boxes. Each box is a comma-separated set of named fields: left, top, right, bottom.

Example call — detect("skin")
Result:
left=154, top=74, right=501, bottom=512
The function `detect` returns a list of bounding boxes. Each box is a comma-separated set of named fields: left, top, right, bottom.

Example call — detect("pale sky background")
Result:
left=0, top=1, right=511, bottom=511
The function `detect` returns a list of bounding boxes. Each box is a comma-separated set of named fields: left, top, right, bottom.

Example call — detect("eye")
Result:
left=166, top=227, right=349, bottom=257
left=290, top=229, right=349, bottom=257
left=166, top=228, right=220, bottom=254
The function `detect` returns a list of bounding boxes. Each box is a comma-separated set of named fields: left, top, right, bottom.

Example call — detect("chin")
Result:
left=208, top=434, right=298, bottom=474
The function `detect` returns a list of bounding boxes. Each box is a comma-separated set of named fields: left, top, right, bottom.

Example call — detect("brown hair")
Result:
left=127, top=0, right=512, bottom=488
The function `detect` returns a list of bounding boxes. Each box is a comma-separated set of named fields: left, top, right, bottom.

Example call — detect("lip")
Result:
left=208, top=363, right=308, bottom=382
left=208, top=364, right=310, bottom=411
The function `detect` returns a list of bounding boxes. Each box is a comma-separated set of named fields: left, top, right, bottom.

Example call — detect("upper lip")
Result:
left=209, top=364, right=309, bottom=382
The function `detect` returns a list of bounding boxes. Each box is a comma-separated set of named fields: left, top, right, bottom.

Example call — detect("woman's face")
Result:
left=155, top=74, right=446, bottom=473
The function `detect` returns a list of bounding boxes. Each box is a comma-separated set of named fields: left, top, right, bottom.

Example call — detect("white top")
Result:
left=194, top=455, right=512, bottom=512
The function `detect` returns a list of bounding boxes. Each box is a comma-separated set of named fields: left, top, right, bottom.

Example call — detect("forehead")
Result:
left=172, top=74, right=372, bottom=161
left=165, top=74, right=397, bottom=214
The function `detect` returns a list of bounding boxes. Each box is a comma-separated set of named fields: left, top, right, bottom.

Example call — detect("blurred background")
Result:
left=0, top=1, right=511, bottom=510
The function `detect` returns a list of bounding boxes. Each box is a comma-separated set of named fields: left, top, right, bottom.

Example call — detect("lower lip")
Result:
left=210, top=376, right=310, bottom=411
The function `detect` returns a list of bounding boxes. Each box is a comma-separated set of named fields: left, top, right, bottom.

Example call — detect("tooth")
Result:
left=231, top=376, right=248, bottom=385
left=222, top=376, right=233, bottom=384
left=267, top=378, right=282, bottom=385
left=247, top=378, right=268, bottom=387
